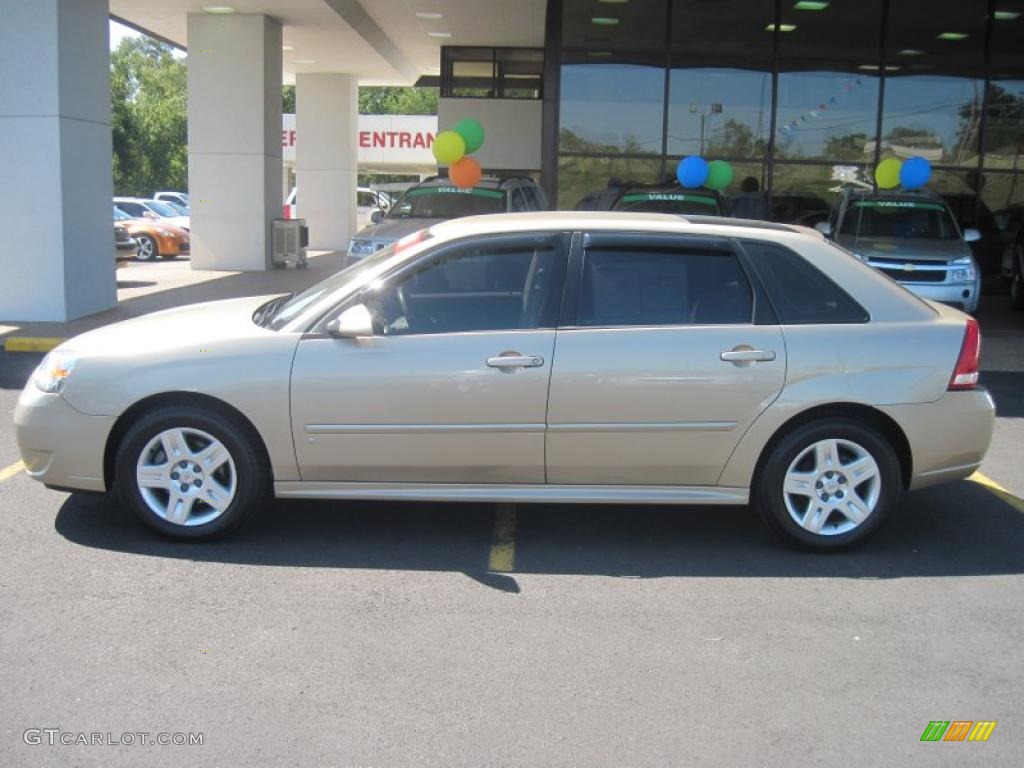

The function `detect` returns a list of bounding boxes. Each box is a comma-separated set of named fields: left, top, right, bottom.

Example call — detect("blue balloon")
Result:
left=900, top=156, right=931, bottom=189
left=677, top=156, right=709, bottom=188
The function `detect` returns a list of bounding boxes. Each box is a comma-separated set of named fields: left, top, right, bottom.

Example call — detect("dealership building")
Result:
left=3, top=0, right=1024, bottom=321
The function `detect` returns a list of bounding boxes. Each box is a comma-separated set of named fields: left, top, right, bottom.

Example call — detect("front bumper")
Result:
left=895, top=280, right=980, bottom=313
left=115, top=239, right=137, bottom=251
left=879, top=388, right=995, bottom=491
left=14, top=385, right=116, bottom=493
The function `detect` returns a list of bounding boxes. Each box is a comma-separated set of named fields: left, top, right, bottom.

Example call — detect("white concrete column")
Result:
left=296, top=73, right=358, bottom=250
left=187, top=13, right=281, bottom=270
left=0, top=0, right=116, bottom=322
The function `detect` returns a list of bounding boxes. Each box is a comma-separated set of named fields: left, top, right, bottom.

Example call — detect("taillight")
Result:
left=948, top=317, right=981, bottom=390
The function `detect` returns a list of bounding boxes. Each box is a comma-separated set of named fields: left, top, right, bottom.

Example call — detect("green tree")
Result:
left=358, top=86, right=437, bottom=115
left=823, top=133, right=870, bottom=161
left=110, top=37, right=187, bottom=196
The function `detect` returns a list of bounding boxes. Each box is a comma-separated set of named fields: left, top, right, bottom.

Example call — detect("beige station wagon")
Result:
left=15, top=212, right=994, bottom=550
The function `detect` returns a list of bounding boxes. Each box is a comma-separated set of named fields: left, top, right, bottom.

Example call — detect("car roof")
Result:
left=425, top=211, right=812, bottom=242
left=411, top=175, right=535, bottom=191
left=841, top=188, right=945, bottom=202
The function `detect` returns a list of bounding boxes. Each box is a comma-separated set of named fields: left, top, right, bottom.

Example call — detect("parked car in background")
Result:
left=1004, top=221, right=1024, bottom=310
left=113, top=206, right=190, bottom=261
left=282, top=186, right=389, bottom=231
left=347, top=176, right=547, bottom=263
left=113, top=197, right=190, bottom=232
left=113, top=222, right=137, bottom=262
left=609, top=183, right=730, bottom=217
left=16, top=212, right=993, bottom=551
left=153, top=191, right=190, bottom=210
left=818, top=189, right=981, bottom=313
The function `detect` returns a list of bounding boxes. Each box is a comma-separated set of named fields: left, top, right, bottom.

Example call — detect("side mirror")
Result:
left=370, top=209, right=384, bottom=225
left=814, top=221, right=834, bottom=236
left=327, top=304, right=375, bottom=339
left=963, top=228, right=982, bottom=243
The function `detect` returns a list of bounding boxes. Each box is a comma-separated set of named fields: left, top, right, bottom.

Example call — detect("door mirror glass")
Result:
left=814, top=221, right=833, bottom=236
left=963, top=227, right=982, bottom=243
left=327, top=304, right=375, bottom=338
left=370, top=209, right=384, bottom=225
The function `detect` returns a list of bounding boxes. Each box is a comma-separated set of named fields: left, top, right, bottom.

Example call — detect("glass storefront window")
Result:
left=769, top=163, right=871, bottom=223
left=557, top=155, right=663, bottom=210
left=776, top=71, right=880, bottom=162
left=562, top=0, right=667, bottom=51
left=881, top=76, right=983, bottom=167
left=670, top=0, right=774, bottom=59
left=559, top=54, right=665, bottom=154
left=983, top=81, right=1024, bottom=170
left=667, top=65, right=771, bottom=158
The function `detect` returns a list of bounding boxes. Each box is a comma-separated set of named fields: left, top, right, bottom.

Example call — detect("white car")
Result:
left=153, top=191, right=190, bottom=210
left=283, top=186, right=386, bottom=230
left=113, top=197, right=190, bottom=232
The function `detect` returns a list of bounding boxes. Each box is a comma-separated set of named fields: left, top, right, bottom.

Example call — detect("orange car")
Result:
left=112, top=206, right=190, bottom=261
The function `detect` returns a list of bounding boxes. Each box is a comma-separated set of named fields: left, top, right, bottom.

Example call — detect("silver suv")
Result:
left=818, top=189, right=981, bottom=312
left=346, top=176, right=547, bottom=265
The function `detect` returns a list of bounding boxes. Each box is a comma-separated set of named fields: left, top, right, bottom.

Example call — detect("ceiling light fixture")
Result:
left=415, top=12, right=443, bottom=20
left=591, top=17, right=620, bottom=25
left=282, top=45, right=294, bottom=51
left=994, top=11, right=1021, bottom=20
left=294, top=59, right=316, bottom=65
left=794, top=1, right=829, bottom=10
left=202, top=5, right=235, bottom=13
left=858, top=64, right=901, bottom=72
left=427, top=31, right=452, bottom=38
left=898, top=48, right=925, bottom=55
left=765, top=23, right=797, bottom=32
left=937, top=32, right=969, bottom=40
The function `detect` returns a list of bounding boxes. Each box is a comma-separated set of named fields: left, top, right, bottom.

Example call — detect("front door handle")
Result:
left=720, top=347, right=776, bottom=364
left=486, top=354, right=545, bottom=369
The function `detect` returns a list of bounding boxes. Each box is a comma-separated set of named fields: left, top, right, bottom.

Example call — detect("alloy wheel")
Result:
left=135, top=427, right=237, bottom=526
left=137, top=236, right=155, bottom=260
left=782, top=438, right=881, bottom=536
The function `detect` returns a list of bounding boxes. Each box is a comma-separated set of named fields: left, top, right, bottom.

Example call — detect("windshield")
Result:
left=840, top=199, right=960, bottom=240
left=113, top=206, right=132, bottom=221
left=145, top=200, right=181, bottom=218
left=163, top=200, right=190, bottom=215
left=386, top=186, right=506, bottom=220
left=613, top=191, right=722, bottom=215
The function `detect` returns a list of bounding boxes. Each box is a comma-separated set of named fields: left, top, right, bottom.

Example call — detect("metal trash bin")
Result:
left=272, top=218, right=309, bottom=269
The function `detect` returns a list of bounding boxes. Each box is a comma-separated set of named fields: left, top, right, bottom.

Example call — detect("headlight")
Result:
left=348, top=239, right=375, bottom=257
left=33, top=350, right=78, bottom=394
left=157, top=229, right=173, bottom=237
left=949, top=256, right=977, bottom=283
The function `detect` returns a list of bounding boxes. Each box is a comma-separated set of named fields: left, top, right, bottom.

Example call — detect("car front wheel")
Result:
left=114, top=405, right=269, bottom=540
left=754, top=418, right=901, bottom=550
left=135, top=234, right=157, bottom=261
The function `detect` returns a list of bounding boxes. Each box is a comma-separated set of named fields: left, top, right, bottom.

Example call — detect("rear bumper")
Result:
left=14, top=385, right=115, bottom=493
left=878, top=388, right=995, bottom=490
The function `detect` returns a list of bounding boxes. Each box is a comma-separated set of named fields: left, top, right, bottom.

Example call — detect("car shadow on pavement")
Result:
left=54, top=479, right=1024, bottom=585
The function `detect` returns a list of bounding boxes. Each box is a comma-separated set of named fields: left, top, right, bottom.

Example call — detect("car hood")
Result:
left=352, top=217, right=443, bottom=243
left=835, top=235, right=970, bottom=262
left=61, top=295, right=278, bottom=359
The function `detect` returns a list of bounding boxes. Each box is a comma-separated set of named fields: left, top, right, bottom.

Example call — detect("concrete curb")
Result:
left=3, top=337, right=65, bottom=353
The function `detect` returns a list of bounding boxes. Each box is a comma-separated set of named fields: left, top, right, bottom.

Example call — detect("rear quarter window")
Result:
left=741, top=240, right=868, bottom=324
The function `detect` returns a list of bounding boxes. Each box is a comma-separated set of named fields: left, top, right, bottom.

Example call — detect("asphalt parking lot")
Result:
left=1, top=300, right=1023, bottom=767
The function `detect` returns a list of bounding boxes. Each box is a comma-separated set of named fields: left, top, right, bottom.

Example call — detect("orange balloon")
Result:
left=449, top=156, right=482, bottom=189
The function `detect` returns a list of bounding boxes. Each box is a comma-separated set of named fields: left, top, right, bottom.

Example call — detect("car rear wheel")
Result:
left=135, top=234, right=157, bottom=261
left=114, top=405, right=269, bottom=540
left=754, top=418, right=901, bottom=550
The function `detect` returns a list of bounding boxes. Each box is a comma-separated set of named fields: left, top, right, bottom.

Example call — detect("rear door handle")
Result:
left=486, top=355, right=545, bottom=369
left=720, top=348, right=776, bottom=363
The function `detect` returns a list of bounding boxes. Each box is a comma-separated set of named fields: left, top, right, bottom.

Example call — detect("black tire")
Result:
left=753, top=418, right=902, bottom=551
left=114, top=404, right=270, bottom=540
left=1011, top=251, right=1024, bottom=310
left=135, top=234, right=157, bottom=261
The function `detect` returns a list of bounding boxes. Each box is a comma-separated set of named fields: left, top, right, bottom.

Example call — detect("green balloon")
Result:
left=705, top=160, right=734, bottom=190
left=453, top=118, right=485, bottom=154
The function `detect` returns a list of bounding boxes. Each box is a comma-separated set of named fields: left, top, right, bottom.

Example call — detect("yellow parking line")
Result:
left=4, top=337, right=64, bottom=353
left=970, top=471, right=1024, bottom=513
left=0, top=460, right=25, bottom=483
left=488, top=503, right=517, bottom=573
